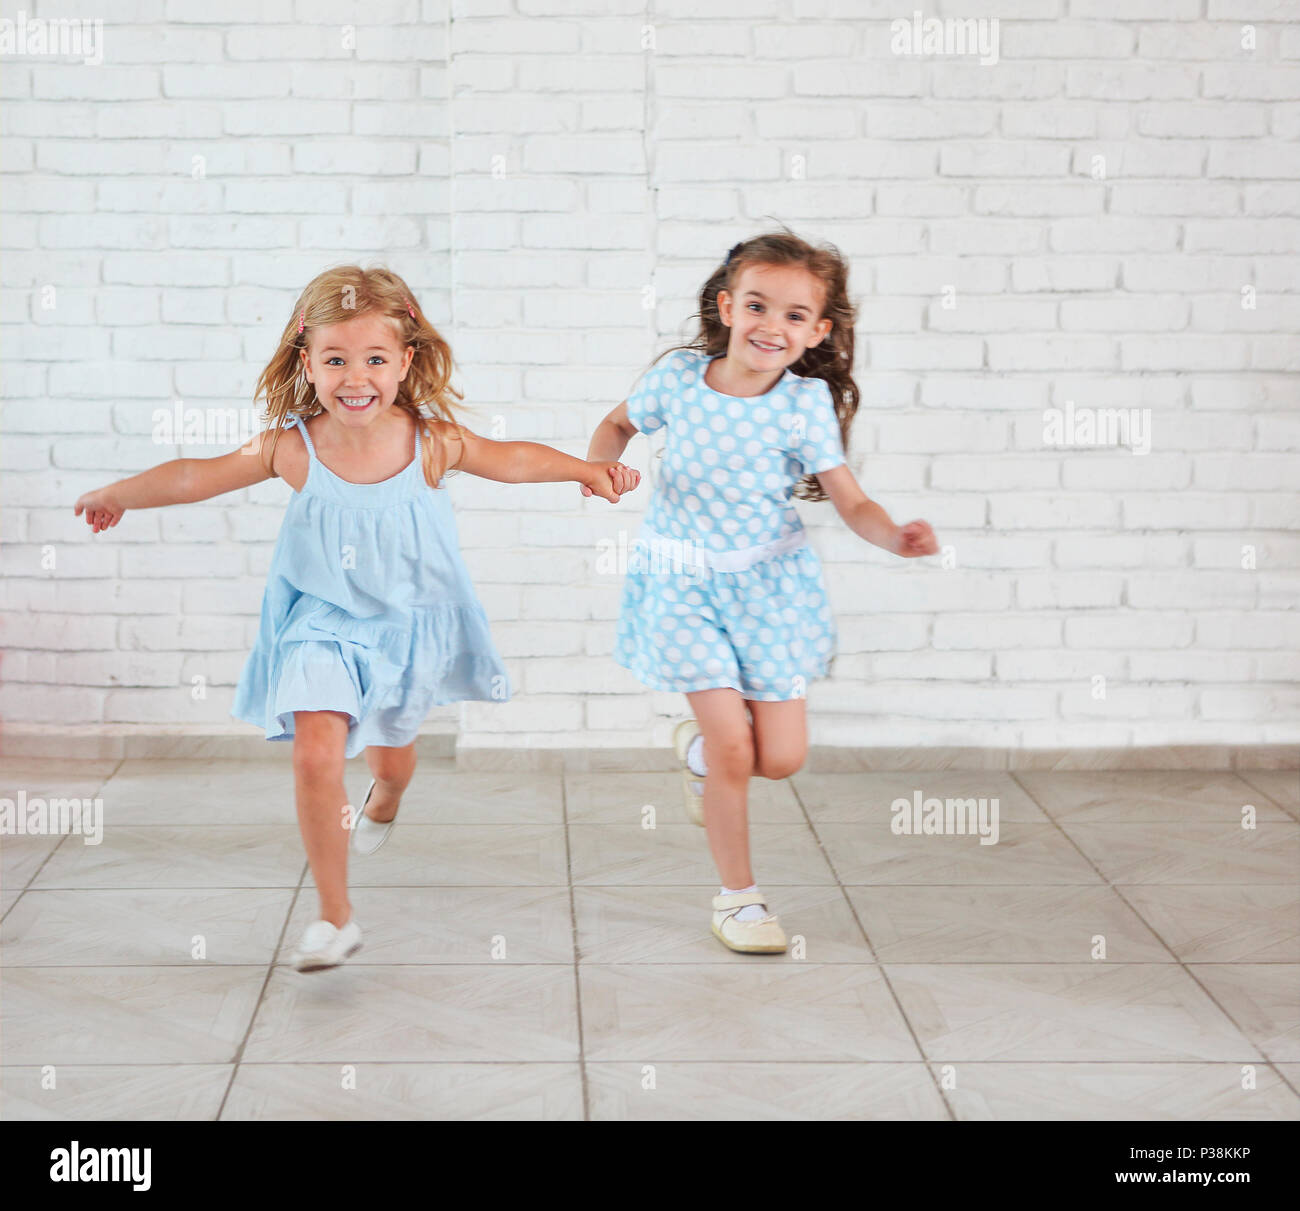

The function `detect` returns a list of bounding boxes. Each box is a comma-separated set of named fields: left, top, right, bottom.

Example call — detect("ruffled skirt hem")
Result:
left=231, top=598, right=511, bottom=759
left=612, top=544, right=837, bottom=702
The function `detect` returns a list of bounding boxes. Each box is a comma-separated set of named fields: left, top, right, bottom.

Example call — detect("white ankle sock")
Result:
left=686, top=732, right=708, bottom=777
left=719, top=883, right=767, bottom=923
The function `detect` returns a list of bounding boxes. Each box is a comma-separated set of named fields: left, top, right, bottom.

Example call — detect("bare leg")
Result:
left=292, top=711, right=352, bottom=929
left=748, top=698, right=808, bottom=781
left=687, top=687, right=756, bottom=890
left=362, top=740, right=417, bottom=823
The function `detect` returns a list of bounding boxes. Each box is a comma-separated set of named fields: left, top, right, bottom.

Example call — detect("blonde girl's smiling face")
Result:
left=299, top=311, right=415, bottom=426
left=717, top=263, right=833, bottom=369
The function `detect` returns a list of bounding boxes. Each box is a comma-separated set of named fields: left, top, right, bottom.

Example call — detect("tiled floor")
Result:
left=2, top=757, right=1297, bottom=1120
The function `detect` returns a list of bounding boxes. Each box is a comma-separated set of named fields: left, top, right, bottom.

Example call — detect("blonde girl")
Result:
left=76, top=265, right=639, bottom=971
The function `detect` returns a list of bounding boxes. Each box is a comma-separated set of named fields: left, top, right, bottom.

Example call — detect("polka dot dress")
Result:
left=613, top=348, right=846, bottom=701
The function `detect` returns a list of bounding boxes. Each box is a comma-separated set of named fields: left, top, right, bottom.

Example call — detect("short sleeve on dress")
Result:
left=624, top=351, right=681, bottom=435
left=792, top=376, right=846, bottom=474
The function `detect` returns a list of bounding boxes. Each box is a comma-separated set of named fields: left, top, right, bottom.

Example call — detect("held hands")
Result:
left=580, top=460, right=640, bottom=503
left=890, top=519, right=939, bottom=558
left=74, top=488, right=125, bottom=534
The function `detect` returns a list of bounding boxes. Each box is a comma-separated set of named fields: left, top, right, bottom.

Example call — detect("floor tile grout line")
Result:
left=1009, top=771, right=1285, bottom=1074
left=214, top=858, right=310, bottom=1122
left=1235, top=771, right=1300, bottom=823
left=45, top=818, right=1300, bottom=827
left=15, top=882, right=1295, bottom=891
left=1011, top=772, right=1220, bottom=976
left=1270, top=1062, right=1300, bottom=1102
left=1007, top=773, right=1280, bottom=1019
left=5, top=961, right=1299, bottom=969
left=787, top=773, right=957, bottom=1121
left=559, top=768, right=590, bottom=1121
left=10, top=961, right=1300, bottom=971
left=1009, top=770, right=1193, bottom=964
left=8, top=755, right=128, bottom=909
left=4, top=1059, right=1286, bottom=1067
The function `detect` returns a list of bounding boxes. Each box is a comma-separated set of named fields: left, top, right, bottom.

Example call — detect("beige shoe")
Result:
left=710, top=891, right=788, bottom=954
left=672, top=718, right=705, bottom=827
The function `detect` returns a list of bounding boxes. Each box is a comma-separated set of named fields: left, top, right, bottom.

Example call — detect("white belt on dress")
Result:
left=634, top=524, right=807, bottom=574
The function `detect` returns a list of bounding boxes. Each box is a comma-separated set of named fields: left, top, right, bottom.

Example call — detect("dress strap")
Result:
left=294, top=414, right=317, bottom=462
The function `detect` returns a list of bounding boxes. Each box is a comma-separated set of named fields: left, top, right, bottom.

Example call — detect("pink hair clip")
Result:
left=297, top=310, right=305, bottom=335
left=404, top=299, right=416, bottom=319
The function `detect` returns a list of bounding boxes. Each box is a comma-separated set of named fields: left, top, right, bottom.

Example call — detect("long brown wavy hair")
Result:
left=657, top=227, right=859, bottom=502
left=252, top=265, right=465, bottom=488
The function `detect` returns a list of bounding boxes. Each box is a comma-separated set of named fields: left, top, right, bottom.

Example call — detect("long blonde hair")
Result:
left=253, top=265, right=464, bottom=487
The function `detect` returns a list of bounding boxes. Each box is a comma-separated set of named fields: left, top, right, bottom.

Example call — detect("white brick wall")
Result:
left=2, top=0, right=1298, bottom=750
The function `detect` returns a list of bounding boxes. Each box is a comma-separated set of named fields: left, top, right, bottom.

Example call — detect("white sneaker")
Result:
left=290, top=917, right=362, bottom=972
left=351, top=779, right=395, bottom=856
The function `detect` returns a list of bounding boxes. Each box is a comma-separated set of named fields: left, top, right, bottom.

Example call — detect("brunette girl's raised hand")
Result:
left=890, top=519, right=939, bottom=558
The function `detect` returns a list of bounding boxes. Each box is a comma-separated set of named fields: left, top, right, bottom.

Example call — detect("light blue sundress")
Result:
left=232, top=412, right=511, bottom=758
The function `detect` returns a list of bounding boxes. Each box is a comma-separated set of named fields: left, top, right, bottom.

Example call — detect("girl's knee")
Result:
left=754, top=749, right=805, bottom=781
left=292, top=716, right=347, bottom=778
left=706, top=732, right=755, bottom=780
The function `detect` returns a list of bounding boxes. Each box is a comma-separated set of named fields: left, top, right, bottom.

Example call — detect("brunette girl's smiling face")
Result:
left=717, top=262, right=832, bottom=370
left=299, top=311, right=415, bottom=427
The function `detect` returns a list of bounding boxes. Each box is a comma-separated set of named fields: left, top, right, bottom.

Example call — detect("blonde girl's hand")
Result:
left=580, top=461, right=640, bottom=502
left=891, top=519, right=938, bottom=558
left=74, top=488, right=125, bottom=534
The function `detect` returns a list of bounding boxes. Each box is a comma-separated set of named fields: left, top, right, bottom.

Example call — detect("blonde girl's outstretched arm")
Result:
left=444, top=418, right=640, bottom=503
left=73, top=431, right=278, bottom=534
left=816, top=463, right=939, bottom=558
